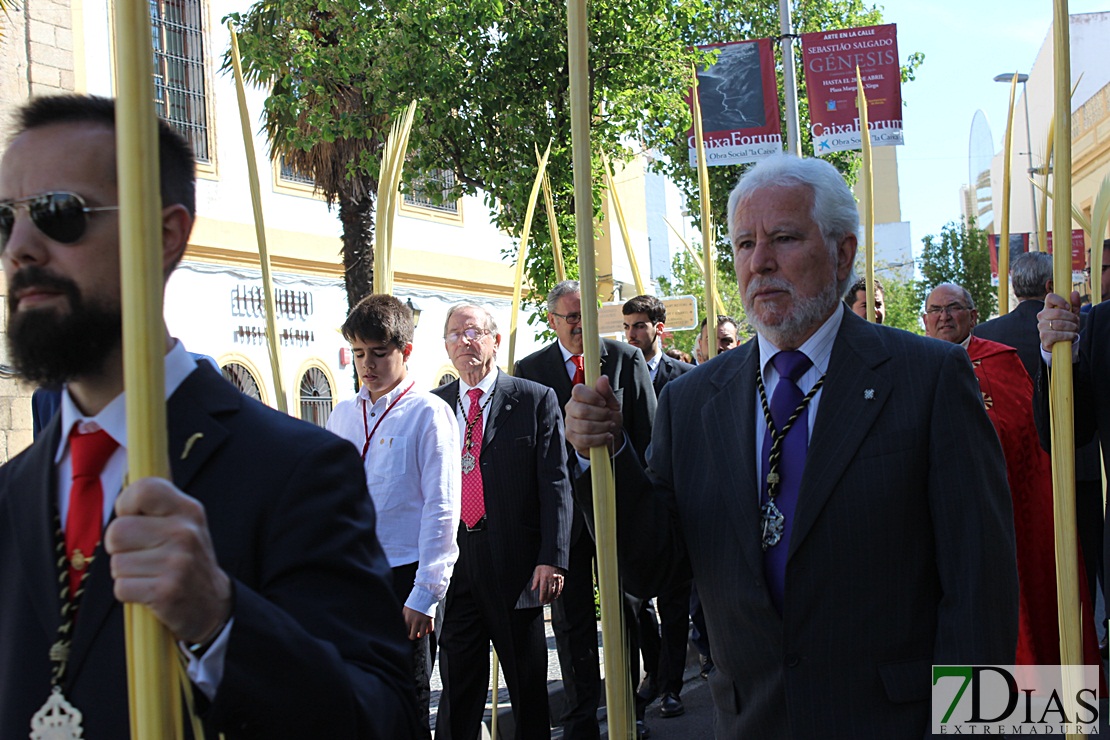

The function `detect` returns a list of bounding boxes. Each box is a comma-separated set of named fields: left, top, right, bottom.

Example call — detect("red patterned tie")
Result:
left=460, top=388, right=486, bottom=528
left=66, top=428, right=118, bottom=597
left=571, top=355, right=585, bottom=386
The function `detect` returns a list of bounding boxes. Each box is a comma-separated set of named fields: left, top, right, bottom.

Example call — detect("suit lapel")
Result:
left=699, top=342, right=765, bottom=580
left=483, top=373, right=520, bottom=450
left=68, top=367, right=237, bottom=680
left=7, top=419, right=64, bottom=645
left=789, top=316, right=891, bottom=557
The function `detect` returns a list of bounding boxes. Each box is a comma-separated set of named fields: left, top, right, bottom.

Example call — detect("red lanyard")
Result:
left=360, top=382, right=414, bottom=460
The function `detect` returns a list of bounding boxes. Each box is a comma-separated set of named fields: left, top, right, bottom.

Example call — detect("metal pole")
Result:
left=780, top=0, right=801, bottom=156
left=1022, top=81, right=1039, bottom=246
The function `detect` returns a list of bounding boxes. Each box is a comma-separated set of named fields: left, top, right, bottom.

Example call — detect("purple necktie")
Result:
left=760, top=350, right=813, bottom=614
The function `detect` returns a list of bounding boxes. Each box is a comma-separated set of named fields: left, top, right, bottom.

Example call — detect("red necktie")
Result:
left=571, top=355, right=585, bottom=386
left=460, top=388, right=486, bottom=527
left=66, top=428, right=118, bottom=598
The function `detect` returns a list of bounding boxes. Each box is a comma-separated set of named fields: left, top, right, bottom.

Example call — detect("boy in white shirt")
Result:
left=326, top=294, right=461, bottom=737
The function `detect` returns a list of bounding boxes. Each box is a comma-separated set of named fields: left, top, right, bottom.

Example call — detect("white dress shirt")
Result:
left=455, top=366, right=499, bottom=437
left=326, top=380, right=461, bottom=617
left=557, top=341, right=582, bottom=381
left=753, top=307, right=842, bottom=496
left=647, top=351, right=664, bottom=382
left=54, top=340, right=230, bottom=698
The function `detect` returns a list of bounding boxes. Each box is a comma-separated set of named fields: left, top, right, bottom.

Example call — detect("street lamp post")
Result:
left=994, top=72, right=1038, bottom=248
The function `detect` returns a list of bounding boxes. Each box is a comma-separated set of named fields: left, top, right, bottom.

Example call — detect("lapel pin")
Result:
left=181, top=432, right=204, bottom=460
left=505, top=404, right=512, bottom=411
left=863, top=389, right=875, bottom=400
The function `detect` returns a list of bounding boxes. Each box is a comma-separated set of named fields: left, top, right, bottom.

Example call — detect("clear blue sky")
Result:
left=874, top=0, right=1105, bottom=258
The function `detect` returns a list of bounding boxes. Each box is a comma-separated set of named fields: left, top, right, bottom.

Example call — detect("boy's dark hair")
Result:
left=342, top=294, right=414, bottom=349
left=14, top=94, right=197, bottom=218
left=622, top=294, right=666, bottom=324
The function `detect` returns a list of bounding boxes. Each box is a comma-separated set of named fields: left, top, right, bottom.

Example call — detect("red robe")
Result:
left=968, top=336, right=1102, bottom=671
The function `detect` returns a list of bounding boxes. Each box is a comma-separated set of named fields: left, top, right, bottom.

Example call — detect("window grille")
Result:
left=221, top=362, right=262, bottom=401
left=404, top=168, right=459, bottom=213
left=150, top=0, right=210, bottom=162
left=299, top=367, right=333, bottom=427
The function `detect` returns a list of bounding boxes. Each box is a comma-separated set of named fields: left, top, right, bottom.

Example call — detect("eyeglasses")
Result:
left=445, top=327, right=492, bottom=344
left=1083, top=265, right=1110, bottom=277
left=924, top=303, right=969, bottom=316
left=550, top=311, right=583, bottom=325
left=0, top=192, right=119, bottom=250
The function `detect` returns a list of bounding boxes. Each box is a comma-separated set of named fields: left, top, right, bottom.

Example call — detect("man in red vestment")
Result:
left=924, top=283, right=1102, bottom=668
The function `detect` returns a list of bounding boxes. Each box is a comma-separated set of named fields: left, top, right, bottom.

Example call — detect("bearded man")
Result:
left=563, top=153, right=1018, bottom=737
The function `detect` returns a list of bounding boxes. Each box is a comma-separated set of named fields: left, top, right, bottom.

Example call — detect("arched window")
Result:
left=299, top=366, right=333, bottom=427
left=221, top=362, right=262, bottom=401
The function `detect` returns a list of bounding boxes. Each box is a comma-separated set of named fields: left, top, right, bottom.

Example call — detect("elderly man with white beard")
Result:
left=562, top=153, right=1018, bottom=738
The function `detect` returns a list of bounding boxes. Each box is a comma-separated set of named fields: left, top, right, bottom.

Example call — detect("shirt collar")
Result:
left=459, top=366, right=498, bottom=397
left=645, top=352, right=661, bottom=373
left=359, top=375, right=416, bottom=407
left=55, top=340, right=198, bottom=463
left=756, top=305, right=844, bottom=378
left=557, top=341, right=577, bottom=363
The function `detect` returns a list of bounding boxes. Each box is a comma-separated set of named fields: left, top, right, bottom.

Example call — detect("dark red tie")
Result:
left=67, top=428, right=118, bottom=597
left=571, top=355, right=585, bottom=386
left=460, top=388, right=486, bottom=528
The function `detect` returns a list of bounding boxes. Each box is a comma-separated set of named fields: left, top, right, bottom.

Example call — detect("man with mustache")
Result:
left=514, top=279, right=655, bottom=739
left=0, top=95, right=418, bottom=738
left=564, top=154, right=1018, bottom=736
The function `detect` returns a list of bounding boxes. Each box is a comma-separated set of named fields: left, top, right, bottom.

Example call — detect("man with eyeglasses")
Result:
left=431, top=304, right=571, bottom=739
left=564, top=154, right=1016, bottom=737
left=925, top=282, right=1103, bottom=671
left=0, top=95, right=419, bottom=738
left=515, top=279, right=655, bottom=739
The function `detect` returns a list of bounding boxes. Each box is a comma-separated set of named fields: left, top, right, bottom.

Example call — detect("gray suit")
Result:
left=579, top=308, right=1018, bottom=737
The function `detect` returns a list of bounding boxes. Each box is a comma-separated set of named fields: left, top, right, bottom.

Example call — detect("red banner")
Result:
left=687, top=38, right=782, bottom=167
left=801, top=23, right=903, bottom=156
left=988, top=231, right=1084, bottom=284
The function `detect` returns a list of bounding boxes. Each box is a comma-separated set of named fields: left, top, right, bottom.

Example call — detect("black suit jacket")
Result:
left=981, top=301, right=1102, bottom=481
left=515, top=338, right=656, bottom=464
left=974, top=299, right=1044, bottom=380
left=516, top=338, right=656, bottom=544
left=578, top=308, right=1018, bottom=737
left=0, top=364, right=417, bottom=739
left=652, top=352, right=694, bottom=397
left=432, top=372, right=571, bottom=607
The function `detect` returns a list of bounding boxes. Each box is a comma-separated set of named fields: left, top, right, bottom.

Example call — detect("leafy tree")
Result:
left=229, top=0, right=919, bottom=318
left=917, top=218, right=997, bottom=320
left=877, top=273, right=924, bottom=335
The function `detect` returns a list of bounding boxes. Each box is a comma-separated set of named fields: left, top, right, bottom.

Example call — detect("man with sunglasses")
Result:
left=515, top=279, right=655, bottom=739
left=0, top=95, right=418, bottom=738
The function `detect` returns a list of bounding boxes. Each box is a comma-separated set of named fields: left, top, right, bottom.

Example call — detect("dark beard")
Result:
left=7, top=266, right=122, bottom=386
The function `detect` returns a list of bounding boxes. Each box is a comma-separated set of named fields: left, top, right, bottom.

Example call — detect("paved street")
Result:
left=425, top=590, right=1110, bottom=738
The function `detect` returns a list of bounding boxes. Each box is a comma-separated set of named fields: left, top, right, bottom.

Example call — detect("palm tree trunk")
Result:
left=340, top=193, right=375, bottom=311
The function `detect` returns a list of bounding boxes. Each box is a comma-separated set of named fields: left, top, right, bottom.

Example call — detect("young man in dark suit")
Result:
left=0, top=95, right=417, bottom=739
left=566, top=153, right=1017, bottom=737
left=621, top=294, right=692, bottom=719
left=432, top=304, right=571, bottom=740
left=515, top=280, right=655, bottom=739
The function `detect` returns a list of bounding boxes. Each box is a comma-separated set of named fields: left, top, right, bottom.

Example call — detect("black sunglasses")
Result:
left=0, top=192, right=119, bottom=249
